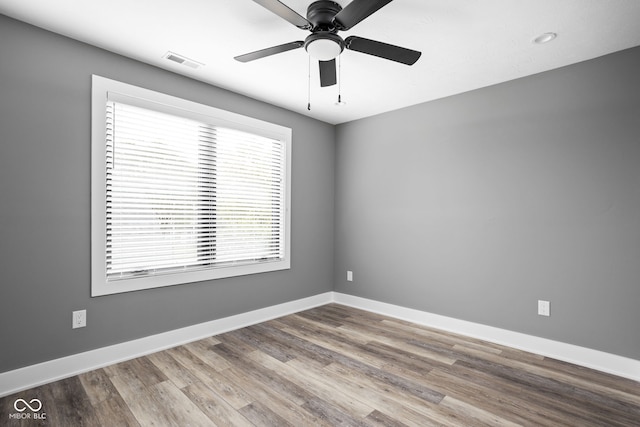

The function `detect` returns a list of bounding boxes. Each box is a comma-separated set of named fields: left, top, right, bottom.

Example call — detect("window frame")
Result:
left=91, top=75, right=291, bottom=297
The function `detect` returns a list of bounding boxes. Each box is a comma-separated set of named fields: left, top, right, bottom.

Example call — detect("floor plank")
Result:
left=1, top=303, right=639, bottom=426
left=78, top=368, right=120, bottom=406
left=93, top=394, right=141, bottom=427
left=182, top=381, right=253, bottom=427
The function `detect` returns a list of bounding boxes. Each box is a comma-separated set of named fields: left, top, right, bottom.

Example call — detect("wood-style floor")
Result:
left=2, top=304, right=639, bottom=426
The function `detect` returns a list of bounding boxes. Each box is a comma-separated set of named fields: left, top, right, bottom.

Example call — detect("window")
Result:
left=91, top=75, right=291, bottom=296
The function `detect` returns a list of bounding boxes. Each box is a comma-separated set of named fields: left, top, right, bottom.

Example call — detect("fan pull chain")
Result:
left=336, top=55, right=346, bottom=106
left=307, top=56, right=311, bottom=111
left=338, top=55, right=341, bottom=103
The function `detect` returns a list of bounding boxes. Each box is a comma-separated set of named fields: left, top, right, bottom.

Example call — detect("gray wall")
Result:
left=0, top=14, right=335, bottom=373
left=334, top=46, right=640, bottom=360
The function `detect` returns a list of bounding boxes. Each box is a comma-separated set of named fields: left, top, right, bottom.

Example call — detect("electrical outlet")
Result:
left=73, top=310, right=86, bottom=329
left=538, top=300, right=550, bottom=317
left=347, top=270, right=353, bottom=282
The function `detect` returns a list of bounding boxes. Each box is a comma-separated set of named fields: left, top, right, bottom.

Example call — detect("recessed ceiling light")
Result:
left=533, top=32, right=558, bottom=44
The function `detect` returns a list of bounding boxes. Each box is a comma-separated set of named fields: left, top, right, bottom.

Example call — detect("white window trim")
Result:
left=91, top=75, right=291, bottom=296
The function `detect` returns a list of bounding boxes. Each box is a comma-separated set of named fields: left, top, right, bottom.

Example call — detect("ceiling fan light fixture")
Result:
left=307, top=39, right=341, bottom=60
left=305, top=33, right=344, bottom=61
left=235, top=0, right=422, bottom=91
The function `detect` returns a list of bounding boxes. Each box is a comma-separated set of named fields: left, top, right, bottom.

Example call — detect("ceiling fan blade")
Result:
left=251, top=0, right=312, bottom=29
left=319, top=59, right=337, bottom=87
left=234, top=41, right=304, bottom=62
left=345, top=36, right=421, bottom=65
left=333, top=0, right=393, bottom=30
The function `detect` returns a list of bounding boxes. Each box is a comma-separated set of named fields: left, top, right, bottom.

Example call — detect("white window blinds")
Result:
left=105, top=101, right=286, bottom=282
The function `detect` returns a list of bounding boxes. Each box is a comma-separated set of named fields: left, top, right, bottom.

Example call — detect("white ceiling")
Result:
left=2, top=0, right=640, bottom=124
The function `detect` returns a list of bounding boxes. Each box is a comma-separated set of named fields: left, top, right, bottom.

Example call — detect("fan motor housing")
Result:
left=306, top=0, right=342, bottom=30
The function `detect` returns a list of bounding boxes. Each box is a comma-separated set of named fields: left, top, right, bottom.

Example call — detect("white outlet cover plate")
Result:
left=538, top=300, right=550, bottom=316
left=73, top=310, right=87, bottom=328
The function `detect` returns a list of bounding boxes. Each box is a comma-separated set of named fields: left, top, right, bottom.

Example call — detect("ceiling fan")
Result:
left=234, top=0, right=422, bottom=87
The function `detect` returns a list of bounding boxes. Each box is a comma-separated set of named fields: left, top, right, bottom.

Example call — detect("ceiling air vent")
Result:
left=164, top=52, right=204, bottom=69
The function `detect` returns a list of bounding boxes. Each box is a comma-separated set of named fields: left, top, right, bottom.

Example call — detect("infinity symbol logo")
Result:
left=14, top=398, right=43, bottom=412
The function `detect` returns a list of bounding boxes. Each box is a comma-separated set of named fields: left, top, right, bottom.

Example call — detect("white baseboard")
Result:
left=333, top=292, right=640, bottom=382
left=2, top=291, right=638, bottom=398
left=0, top=292, right=333, bottom=398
